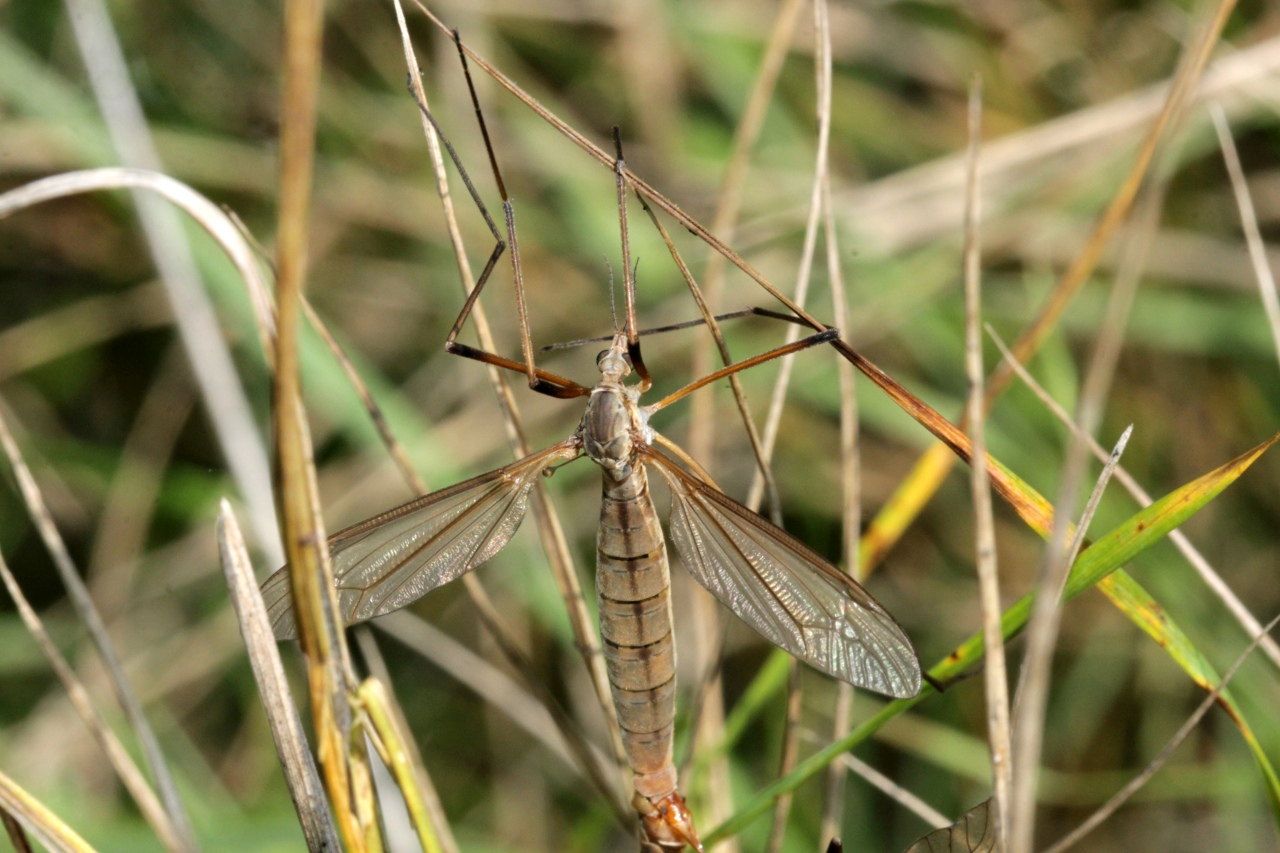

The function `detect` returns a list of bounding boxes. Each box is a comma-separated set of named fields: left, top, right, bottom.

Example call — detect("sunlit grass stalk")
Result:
left=960, top=74, right=1013, bottom=853
left=273, top=0, right=369, bottom=847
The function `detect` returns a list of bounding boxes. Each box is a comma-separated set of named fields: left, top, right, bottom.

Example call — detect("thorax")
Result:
left=580, top=382, right=649, bottom=482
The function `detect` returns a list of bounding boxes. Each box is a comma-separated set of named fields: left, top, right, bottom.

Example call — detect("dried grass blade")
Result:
left=216, top=502, right=338, bottom=851
left=859, top=0, right=1240, bottom=574
left=0, top=544, right=182, bottom=850
left=837, top=753, right=949, bottom=832
left=0, top=769, right=97, bottom=853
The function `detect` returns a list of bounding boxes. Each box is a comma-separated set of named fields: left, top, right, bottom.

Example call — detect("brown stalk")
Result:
left=687, top=0, right=804, bottom=495
left=2, top=810, right=35, bottom=853
left=819, top=2, right=863, bottom=837
left=770, top=2, right=841, bottom=847
left=764, top=660, right=803, bottom=853
left=833, top=753, right=948, bottom=829
left=273, top=0, right=367, bottom=847
left=633, top=195, right=778, bottom=523
left=960, top=76, right=1013, bottom=852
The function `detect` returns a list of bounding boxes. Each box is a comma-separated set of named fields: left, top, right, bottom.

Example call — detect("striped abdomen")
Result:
left=595, top=465, right=678, bottom=802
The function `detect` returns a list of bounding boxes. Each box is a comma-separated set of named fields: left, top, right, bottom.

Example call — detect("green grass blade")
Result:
left=705, top=432, right=1278, bottom=845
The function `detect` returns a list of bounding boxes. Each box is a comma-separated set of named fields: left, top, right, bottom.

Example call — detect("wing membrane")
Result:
left=643, top=446, right=921, bottom=698
left=262, top=439, right=581, bottom=640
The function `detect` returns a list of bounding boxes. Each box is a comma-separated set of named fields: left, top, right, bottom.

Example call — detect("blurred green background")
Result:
left=1, top=0, right=1279, bottom=850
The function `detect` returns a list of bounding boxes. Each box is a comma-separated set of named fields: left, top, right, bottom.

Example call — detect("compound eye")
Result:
left=620, top=350, right=633, bottom=368
left=596, top=349, right=610, bottom=367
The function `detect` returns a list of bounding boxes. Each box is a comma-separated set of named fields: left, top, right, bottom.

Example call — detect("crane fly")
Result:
left=261, top=31, right=921, bottom=852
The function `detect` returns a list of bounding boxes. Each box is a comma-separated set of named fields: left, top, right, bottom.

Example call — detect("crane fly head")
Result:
left=595, top=334, right=632, bottom=383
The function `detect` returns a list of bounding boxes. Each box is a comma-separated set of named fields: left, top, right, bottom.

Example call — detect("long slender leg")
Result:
left=540, top=307, right=811, bottom=352
left=612, top=127, right=652, bottom=392
left=649, top=327, right=838, bottom=412
left=408, top=35, right=590, bottom=399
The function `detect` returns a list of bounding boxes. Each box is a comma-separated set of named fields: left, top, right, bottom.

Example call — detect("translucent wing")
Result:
left=261, top=439, right=581, bottom=640
left=643, top=446, right=921, bottom=698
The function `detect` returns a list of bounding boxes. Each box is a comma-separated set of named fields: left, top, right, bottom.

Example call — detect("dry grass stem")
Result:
left=301, top=297, right=425, bottom=494
left=375, top=612, right=630, bottom=823
left=0, top=405, right=193, bottom=851
left=688, top=0, right=804, bottom=494
left=765, top=660, right=803, bottom=853
left=1, top=810, right=35, bottom=853
left=763, top=3, right=841, bottom=846
left=0, top=768, right=97, bottom=853
left=63, top=0, right=280, bottom=570
left=960, top=75, right=1013, bottom=853
left=1211, top=103, right=1280, bottom=369
left=216, top=502, right=338, bottom=851
left=273, top=0, right=367, bottom=846
left=816, top=0, right=863, bottom=840
left=743, top=0, right=834, bottom=516
left=0, top=541, right=182, bottom=849
left=1041, top=611, right=1280, bottom=853
left=1010, top=426, right=1133, bottom=853
left=836, top=753, right=949, bottom=830
left=634, top=193, right=778, bottom=516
